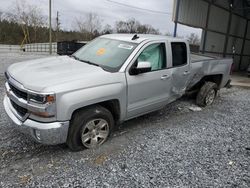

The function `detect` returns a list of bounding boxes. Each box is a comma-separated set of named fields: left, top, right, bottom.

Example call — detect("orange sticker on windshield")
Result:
left=96, top=48, right=106, bottom=56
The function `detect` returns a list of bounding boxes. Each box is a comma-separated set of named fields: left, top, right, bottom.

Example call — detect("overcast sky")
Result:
left=0, top=0, right=202, bottom=38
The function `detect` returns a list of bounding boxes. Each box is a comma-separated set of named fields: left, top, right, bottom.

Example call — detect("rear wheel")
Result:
left=67, top=105, right=114, bottom=151
left=196, top=82, right=218, bottom=107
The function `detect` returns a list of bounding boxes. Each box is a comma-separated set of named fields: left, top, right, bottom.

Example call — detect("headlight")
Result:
left=28, top=93, right=55, bottom=104
left=27, top=92, right=56, bottom=120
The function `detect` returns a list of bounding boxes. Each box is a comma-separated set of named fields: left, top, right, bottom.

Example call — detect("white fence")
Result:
left=0, top=44, right=21, bottom=52
left=25, top=42, right=57, bottom=53
left=0, top=43, right=57, bottom=53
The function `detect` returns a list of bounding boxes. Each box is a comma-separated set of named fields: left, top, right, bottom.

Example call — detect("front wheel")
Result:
left=67, top=105, right=114, bottom=151
left=196, top=82, right=218, bottom=107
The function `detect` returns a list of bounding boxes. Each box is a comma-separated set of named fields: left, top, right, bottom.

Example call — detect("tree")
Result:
left=7, top=0, right=45, bottom=43
left=164, top=32, right=172, bottom=36
left=115, top=18, right=139, bottom=33
left=0, top=11, right=4, bottom=22
left=29, top=6, right=45, bottom=42
left=102, top=24, right=113, bottom=34
left=137, top=24, right=160, bottom=34
left=115, top=18, right=160, bottom=34
left=115, top=20, right=128, bottom=33
left=187, top=33, right=200, bottom=45
left=75, top=13, right=102, bottom=40
left=126, top=18, right=140, bottom=33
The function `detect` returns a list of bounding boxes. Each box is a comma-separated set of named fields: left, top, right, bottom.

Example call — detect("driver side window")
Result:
left=137, top=43, right=166, bottom=71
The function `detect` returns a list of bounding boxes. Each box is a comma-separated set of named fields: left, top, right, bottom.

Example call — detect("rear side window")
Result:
left=171, top=42, right=187, bottom=67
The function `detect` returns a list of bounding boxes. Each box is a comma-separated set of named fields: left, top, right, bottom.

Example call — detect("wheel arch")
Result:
left=188, top=74, right=223, bottom=92
left=70, top=99, right=121, bottom=125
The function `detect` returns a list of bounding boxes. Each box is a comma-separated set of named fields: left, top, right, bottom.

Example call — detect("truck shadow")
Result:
left=113, top=96, right=196, bottom=138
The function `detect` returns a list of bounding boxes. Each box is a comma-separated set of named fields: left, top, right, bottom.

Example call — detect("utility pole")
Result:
left=56, top=11, right=60, bottom=31
left=49, top=0, right=52, bottom=54
left=173, top=0, right=180, bottom=37
left=56, top=11, right=60, bottom=41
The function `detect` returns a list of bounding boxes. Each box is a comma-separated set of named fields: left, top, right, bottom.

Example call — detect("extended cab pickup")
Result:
left=3, top=34, right=233, bottom=150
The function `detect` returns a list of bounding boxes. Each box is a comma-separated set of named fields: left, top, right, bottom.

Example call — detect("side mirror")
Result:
left=130, top=61, right=152, bottom=75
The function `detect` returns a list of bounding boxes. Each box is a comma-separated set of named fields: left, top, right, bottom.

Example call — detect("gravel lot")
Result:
left=0, top=53, right=249, bottom=187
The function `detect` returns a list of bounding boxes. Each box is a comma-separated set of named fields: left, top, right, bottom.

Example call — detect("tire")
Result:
left=196, top=82, right=218, bottom=107
left=66, top=105, right=114, bottom=151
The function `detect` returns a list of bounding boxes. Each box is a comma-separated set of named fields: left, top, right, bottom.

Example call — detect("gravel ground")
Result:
left=0, top=53, right=249, bottom=187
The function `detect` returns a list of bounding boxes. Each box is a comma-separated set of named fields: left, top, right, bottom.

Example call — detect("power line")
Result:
left=106, top=0, right=172, bottom=15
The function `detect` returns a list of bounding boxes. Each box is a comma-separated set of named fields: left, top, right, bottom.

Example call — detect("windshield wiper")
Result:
left=70, top=55, right=109, bottom=71
left=70, top=54, right=79, bottom=60
left=71, top=55, right=99, bottom=66
left=83, top=60, right=110, bottom=72
left=81, top=60, right=100, bottom=67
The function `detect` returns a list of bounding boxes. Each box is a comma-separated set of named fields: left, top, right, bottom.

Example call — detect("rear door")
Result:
left=169, top=42, right=191, bottom=96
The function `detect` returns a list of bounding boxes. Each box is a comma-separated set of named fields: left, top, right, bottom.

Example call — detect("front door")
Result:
left=126, top=42, right=172, bottom=119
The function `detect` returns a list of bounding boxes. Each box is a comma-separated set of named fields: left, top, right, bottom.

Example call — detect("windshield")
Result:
left=73, top=38, right=138, bottom=72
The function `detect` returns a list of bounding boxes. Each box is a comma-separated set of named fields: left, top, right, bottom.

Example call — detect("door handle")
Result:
left=161, top=75, right=170, bottom=80
left=183, top=71, right=190, bottom=75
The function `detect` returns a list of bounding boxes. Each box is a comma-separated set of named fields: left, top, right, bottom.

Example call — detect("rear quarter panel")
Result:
left=188, top=58, right=233, bottom=89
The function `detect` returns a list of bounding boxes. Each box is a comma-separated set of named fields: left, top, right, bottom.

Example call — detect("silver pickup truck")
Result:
left=3, top=34, right=232, bottom=150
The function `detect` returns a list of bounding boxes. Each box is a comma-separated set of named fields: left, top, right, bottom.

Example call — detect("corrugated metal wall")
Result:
left=247, top=23, right=250, bottom=39
left=173, top=0, right=250, bottom=71
left=208, top=5, right=229, bottom=33
left=176, top=0, right=208, bottom=28
left=230, top=15, right=247, bottom=37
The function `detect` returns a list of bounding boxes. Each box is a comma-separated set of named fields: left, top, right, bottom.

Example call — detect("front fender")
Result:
left=56, top=83, right=127, bottom=121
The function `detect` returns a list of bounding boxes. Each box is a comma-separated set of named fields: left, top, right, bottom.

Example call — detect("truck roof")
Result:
left=100, top=34, right=186, bottom=44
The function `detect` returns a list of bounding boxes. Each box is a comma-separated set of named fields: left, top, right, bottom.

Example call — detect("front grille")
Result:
left=10, top=100, right=28, bottom=117
left=9, top=83, right=28, bottom=100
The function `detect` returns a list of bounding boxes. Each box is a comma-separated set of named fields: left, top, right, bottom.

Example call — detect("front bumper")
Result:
left=3, top=95, right=69, bottom=145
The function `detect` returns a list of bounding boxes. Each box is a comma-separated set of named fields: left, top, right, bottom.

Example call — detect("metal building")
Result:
left=173, top=0, right=250, bottom=71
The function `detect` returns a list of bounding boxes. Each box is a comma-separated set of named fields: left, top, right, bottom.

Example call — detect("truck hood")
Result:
left=7, top=56, right=111, bottom=92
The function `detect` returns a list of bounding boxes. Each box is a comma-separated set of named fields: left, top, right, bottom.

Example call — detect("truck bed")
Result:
left=191, top=53, right=216, bottom=63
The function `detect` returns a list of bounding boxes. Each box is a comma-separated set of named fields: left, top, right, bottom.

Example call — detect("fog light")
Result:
left=35, top=130, right=41, bottom=141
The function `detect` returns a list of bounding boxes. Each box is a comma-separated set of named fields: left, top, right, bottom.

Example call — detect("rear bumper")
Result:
left=224, top=79, right=232, bottom=88
left=3, top=95, right=69, bottom=145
